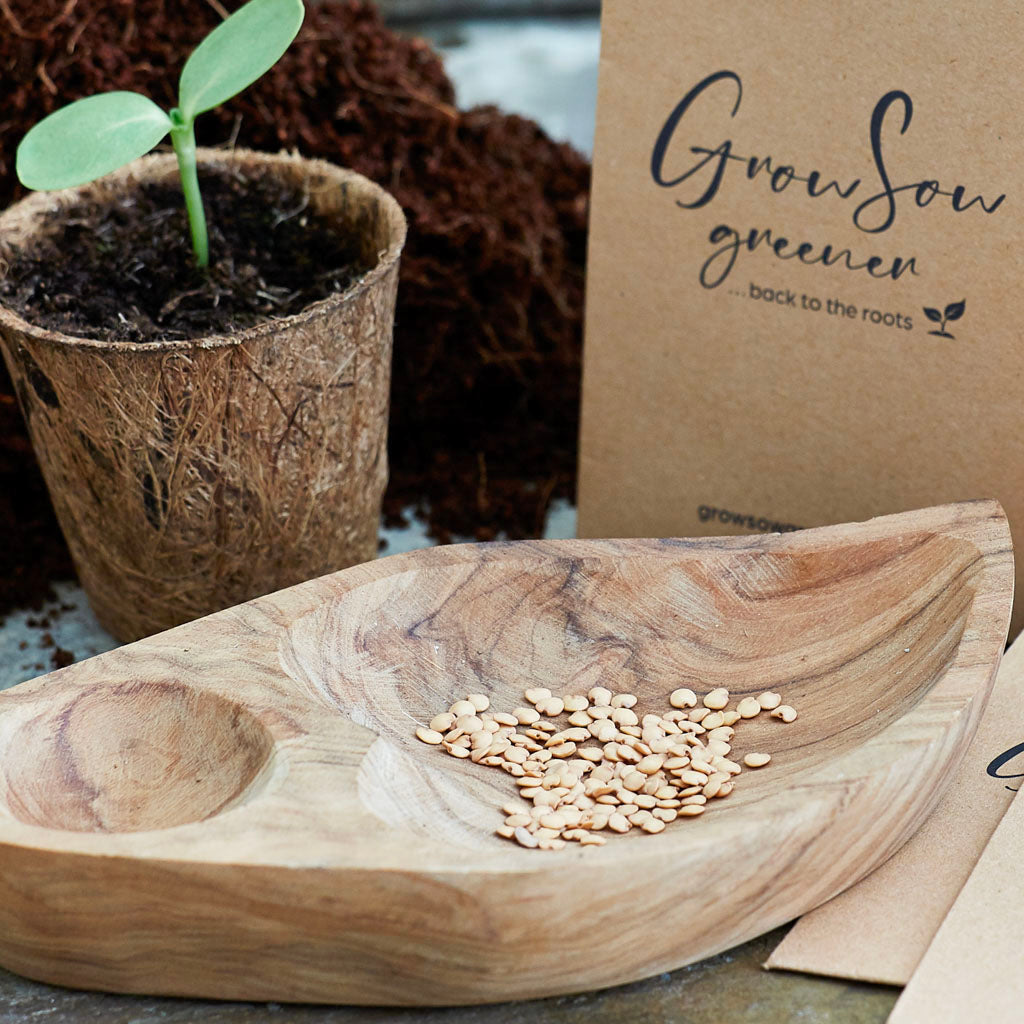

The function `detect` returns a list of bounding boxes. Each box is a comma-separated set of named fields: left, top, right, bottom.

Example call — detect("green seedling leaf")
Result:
left=178, top=0, right=305, bottom=122
left=16, top=92, right=171, bottom=191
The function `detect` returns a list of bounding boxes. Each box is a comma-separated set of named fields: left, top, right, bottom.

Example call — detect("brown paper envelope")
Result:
left=766, top=631, right=1024, bottom=985
left=579, top=0, right=1024, bottom=637
left=887, top=771, right=1024, bottom=1020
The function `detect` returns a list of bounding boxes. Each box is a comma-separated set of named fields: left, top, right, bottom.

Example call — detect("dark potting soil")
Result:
left=0, top=0, right=588, bottom=624
left=0, top=166, right=368, bottom=343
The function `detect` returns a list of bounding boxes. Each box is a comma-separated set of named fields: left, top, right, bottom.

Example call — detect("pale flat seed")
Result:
left=737, top=697, right=762, bottom=719
left=457, top=715, right=485, bottom=734
left=416, top=727, right=444, bottom=745
left=505, top=814, right=532, bottom=827
left=611, top=707, right=639, bottom=727
left=641, top=818, right=666, bottom=833
left=467, top=693, right=490, bottom=712
left=449, top=745, right=471, bottom=759
left=677, top=770, right=707, bottom=785
left=637, top=754, right=665, bottom=775
left=588, top=686, right=613, bottom=705
left=492, top=712, right=519, bottom=727
left=620, top=725, right=643, bottom=738
left=718, top=781, right=735, bottom=797
left=481, top=756, right=504, bottom=766
left=514, top=826, right=539, bottom=848
left=669, top=688, right=697, bottom=709
left=680, top=794, right=707, bottom=806
left=563, top=694, right=590, bottom=712
left=689, top=707, right=711, bottom=722
left=504, top=746, right=528, bottom=764
left=538, top=697, right=566, bottom=717
left=429, top=713, right=456, bottom=732
left=623, top=771, right=646, bottom=792
left=653, top=808, right=677, bottom=823
left=722, top=711, right=741, bottom=726
left=744, top=751, right=772, bottom=767
left=634, top=793, right=657, bottom=809
left=537, top=838, right=566, bottom=851
left=496, top=825, right=516, bottom=839
left=540, top=813, right=567, bottom=830
left=611, top=693, right=638, bottom=708
left=524, top=688, right=552, bottom=705
left=449, top=700, right=477, bottom=717
left=587, top=704, right=613, bottom=720
left=568, top=711, right=593, bottom=727
left=562, top=727, right=591, bottom=743
left=514, top=707, right=541, bottom=725
left=703, top=687, right=730, bottom=710
left=758, top=691, right=783, bottom=710
left=677, top=804, right=706, bottom=816
left=772, top=705, right=798, bottom=723
left=580, top=833, right=607, bottom=846
left=702, top=711, right=725, bottom=730
left=549, top=742, right=577, bottom=759
left=702, top=775, right=727, bottom=798
left=608, top=813, right=631, bottom=833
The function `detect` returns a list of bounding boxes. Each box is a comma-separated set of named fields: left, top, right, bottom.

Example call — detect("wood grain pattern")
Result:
left=0, top=502, right=1011, bottom=1004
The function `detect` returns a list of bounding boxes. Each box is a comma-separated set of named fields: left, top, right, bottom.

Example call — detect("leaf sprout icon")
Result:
left=923, top=299, right=965, bottom=339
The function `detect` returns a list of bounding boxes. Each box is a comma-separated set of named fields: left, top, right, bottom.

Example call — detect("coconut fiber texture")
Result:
left=0, top=0, right=589, bottom=619
left=0, top=150, right=405, bottom=642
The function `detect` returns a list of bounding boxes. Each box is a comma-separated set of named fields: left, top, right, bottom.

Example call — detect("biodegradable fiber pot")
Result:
left=0, top=148, right=407, bottom=642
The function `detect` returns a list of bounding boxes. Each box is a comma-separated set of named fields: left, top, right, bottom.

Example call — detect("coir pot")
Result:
left=0, top=148, right=407, bottom=642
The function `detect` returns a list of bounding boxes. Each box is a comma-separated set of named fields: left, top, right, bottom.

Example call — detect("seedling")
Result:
left=15, top=0, right=304, bottom=268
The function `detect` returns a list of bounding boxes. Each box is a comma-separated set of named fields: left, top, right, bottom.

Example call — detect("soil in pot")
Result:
left=0, top=163, right=370, bottom=342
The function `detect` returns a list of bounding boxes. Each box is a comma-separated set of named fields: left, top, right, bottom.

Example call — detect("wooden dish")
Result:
left=0, top=502, right=1011, bottom=1005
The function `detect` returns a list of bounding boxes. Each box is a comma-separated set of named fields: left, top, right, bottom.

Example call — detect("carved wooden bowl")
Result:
left=0, top=502, right=1011, bottom=1004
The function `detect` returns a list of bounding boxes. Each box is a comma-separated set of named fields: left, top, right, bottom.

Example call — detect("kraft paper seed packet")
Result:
left=578, top=0, right=1024, bottom=633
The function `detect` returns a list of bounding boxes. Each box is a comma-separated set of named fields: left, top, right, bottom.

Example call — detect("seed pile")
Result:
left=415, top=686, right=798, bottom=850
